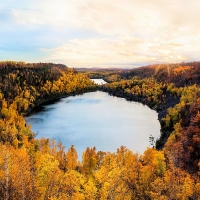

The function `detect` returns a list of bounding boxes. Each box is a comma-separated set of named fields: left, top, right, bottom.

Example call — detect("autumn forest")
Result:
left=0, top=61, right=199, bottom=199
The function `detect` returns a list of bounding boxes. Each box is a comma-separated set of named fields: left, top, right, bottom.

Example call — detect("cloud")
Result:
left=1, top=0, right=200, bottom=67
left=9, top=0, right=200, bottom=35
left=41, top=36, right=189, bottom=68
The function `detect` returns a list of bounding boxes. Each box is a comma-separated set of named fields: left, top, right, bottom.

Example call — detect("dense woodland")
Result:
left=0, top=61, right=199, bottom=199
left=83, top=62, right=200, bottom=86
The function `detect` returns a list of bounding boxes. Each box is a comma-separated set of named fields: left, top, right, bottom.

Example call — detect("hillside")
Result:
left=0, top=61, right=199, bottom=199
left=0, top=61, right=96, bottom=144
left=82, top=62, right=200, bottom=87
left=119, top=62, right=200, bottom=86
left=100, top=62, right=200, bottom=176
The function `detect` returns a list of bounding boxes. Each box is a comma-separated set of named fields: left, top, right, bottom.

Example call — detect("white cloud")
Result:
left=1, top=0, right=200, bottom=67
left=41, top=36, right=190, bottom=68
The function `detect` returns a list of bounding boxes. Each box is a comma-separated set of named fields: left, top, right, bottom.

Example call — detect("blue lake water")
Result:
left=26, top=90, right=160, bottom=158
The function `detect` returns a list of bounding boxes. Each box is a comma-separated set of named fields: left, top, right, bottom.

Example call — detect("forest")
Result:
left=0, top=61, right=199, bottom=199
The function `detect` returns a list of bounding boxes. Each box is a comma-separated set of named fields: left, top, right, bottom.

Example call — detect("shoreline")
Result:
left=25, top=88, right=97, bottom=116
left=25, top=86, right=179, bottom=150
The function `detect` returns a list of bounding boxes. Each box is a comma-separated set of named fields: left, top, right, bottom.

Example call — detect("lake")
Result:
left=26, top=89, right=160, bottom=158
left=91, top=78, right=107, bottom=85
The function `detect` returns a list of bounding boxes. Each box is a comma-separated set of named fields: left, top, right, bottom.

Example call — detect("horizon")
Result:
left=1, top=60, right=200, bottom=70
left=1, top=0, right=200, bottom=68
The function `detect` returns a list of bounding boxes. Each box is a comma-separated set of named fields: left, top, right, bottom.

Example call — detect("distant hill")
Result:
left=80, top=61, right=200, bottom=86
left=120, top=62, right=200, bottom=86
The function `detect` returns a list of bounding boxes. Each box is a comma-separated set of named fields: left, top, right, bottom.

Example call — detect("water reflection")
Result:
left=26, top=118, right=44, bottom=124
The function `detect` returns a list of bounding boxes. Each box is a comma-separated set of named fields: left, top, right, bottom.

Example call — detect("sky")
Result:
left=0, top=0, right=200, bottom=68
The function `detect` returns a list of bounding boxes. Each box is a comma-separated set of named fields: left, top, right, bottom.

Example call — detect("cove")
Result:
left=25, top=91, right=160, bottom=158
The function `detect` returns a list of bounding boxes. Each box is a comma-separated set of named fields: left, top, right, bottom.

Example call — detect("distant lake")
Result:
left=26, top=83, right=160, bottom=158
left=91, top=78, right=107, bottom=85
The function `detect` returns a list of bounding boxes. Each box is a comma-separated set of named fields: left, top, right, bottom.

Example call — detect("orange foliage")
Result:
left=173, top=66, right=191, bottom=76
